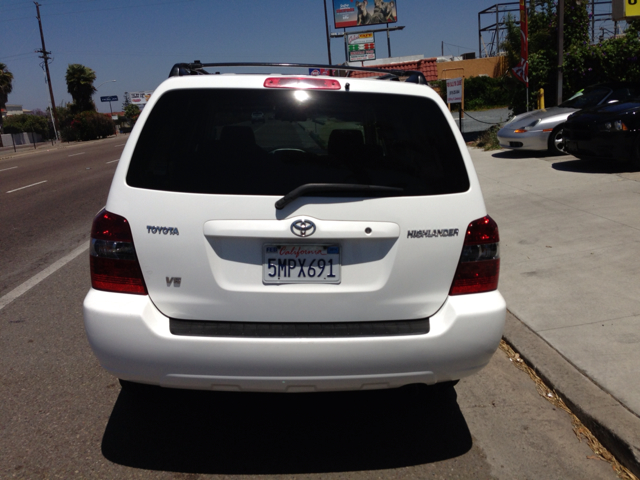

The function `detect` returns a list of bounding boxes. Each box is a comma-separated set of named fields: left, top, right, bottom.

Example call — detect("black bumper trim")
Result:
left=169, top=317, right=430, bottom=338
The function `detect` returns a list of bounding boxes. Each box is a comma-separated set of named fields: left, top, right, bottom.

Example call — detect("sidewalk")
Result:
left=0, top=140, right=58, bottom=158
left=0, top=135, right=125, bottom=161
left=469, top=147, right=640, bottom=476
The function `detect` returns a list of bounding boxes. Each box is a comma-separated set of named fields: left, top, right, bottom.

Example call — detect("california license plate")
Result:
left=263, top=244, right=341, bottom=284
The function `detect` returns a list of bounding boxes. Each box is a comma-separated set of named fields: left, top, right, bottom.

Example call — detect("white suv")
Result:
left=83, top=63, right=506, bottom=393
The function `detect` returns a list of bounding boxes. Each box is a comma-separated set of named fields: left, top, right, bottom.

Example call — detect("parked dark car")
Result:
left=498, top=83, right=640, bottom=155
left=564, top=96, right=640, bottom=166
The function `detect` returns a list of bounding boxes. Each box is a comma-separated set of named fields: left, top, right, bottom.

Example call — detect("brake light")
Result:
left=90, top=209, right=147, bottom=295
left=449, top=216, right=500, bottom=295
left=264, top=77, right=341, bottom=90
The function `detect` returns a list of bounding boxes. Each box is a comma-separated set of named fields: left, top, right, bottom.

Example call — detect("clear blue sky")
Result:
left=1, top=0, right=501, bottom=113
left=0, top=0, right=581, bottom=114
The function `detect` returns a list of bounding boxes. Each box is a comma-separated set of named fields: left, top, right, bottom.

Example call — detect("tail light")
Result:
left=90, top=209, right=147, bottom=295
left=450, top=216, right=500, bottom=295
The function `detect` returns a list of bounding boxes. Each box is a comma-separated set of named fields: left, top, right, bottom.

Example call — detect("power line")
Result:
left=0, top=52, right=39, bottom=60
left=0, top=0, right=196, bottom=23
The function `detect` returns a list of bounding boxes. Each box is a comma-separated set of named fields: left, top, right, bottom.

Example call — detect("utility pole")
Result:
left=323, top=0, right=333, bottom=65
left=34, top=2, right=59, bottom=140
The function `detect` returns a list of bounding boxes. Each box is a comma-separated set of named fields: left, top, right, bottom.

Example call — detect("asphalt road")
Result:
left=0, top=136, right=125, bottom=298
left=0, top=138, right=620, bottom=479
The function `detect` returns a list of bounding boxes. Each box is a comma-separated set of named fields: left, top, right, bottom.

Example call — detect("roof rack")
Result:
left=168, top=62, right=428, bottom=85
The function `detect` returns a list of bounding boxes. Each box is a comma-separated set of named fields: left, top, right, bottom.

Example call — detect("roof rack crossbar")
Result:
left=168, top=62, right=428, bottom=85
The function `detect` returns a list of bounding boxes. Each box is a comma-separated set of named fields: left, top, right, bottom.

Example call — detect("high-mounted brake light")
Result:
left=449, top=216, right=500, bottom=295
left=90, top=209, right=147, bottom=295
left=264, top=77, right=341, bottom=90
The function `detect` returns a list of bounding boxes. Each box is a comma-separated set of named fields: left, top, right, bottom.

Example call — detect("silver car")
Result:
left=498, top=83, right=640, bottom=155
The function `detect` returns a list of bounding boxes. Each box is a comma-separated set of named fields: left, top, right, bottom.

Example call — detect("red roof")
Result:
left=348, top=58, right=438, bottom=82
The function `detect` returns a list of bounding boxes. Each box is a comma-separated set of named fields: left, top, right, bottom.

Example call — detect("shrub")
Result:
left=430, top=76, right=510, bottom=111
left=473, top=125, right=502, bottom=151
left=3, top=113, right=49, bottom=136
left=58, top=109, right=114, bottom=141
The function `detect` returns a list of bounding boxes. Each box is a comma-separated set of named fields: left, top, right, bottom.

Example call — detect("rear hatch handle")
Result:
left=275, top=183, right=404, bottom=210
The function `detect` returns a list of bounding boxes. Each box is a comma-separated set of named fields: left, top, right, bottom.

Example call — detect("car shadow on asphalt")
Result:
left=490, top=150, right=562, bottom=160
left=550, top=157, right=639, bottom=174
left=490, top=150, right=640, bottom=174
left=101, top=384, right=472, bottom=474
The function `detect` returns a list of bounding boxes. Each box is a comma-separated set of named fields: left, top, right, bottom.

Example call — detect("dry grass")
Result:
left=471, top=125, right=502, bottom=151
left=499, top=340, right=638, bottom=480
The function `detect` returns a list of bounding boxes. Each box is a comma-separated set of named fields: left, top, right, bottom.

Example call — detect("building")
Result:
left=1, top=104, right=29, bottom=118
left=345, top=54, right=508, bottom=81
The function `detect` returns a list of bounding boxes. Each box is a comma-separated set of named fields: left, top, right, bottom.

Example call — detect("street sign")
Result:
left=348, top=32, right=376, bottom=62
left=613, top=0, right=640, bottom=19
left=100, top=96, right=118, bottom=102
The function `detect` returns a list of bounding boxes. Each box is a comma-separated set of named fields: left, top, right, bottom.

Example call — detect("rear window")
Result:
left=126, top=88, right=469, bottom=196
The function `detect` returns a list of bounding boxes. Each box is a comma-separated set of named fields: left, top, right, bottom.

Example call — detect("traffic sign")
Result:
left=100, top=96, right=118, bottom=102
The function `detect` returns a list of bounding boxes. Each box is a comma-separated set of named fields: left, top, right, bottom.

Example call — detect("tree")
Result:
left=0, top=62, right=14, bottom=146
left=501, top=0, right=565, bottom=113
left=124, top=104, right=140, bottom=126
left=564, top=19, right=640, bottom=88
left=502, top=1, right=640, bottom=114
left=65, top=64, right=97, bottom=113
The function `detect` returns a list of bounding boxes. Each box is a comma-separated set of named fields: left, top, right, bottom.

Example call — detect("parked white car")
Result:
left=498, top=83, right=640, bottom=155
left=83, top=62, right=506, bottom=393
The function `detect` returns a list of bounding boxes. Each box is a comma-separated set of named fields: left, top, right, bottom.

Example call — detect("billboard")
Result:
left=127, top=91, right=154, bottom=106
left=348, top=32, right=376, bottom=62
left=333, top=0, right=397, bottom=29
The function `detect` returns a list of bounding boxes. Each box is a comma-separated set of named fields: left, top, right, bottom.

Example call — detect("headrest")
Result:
left=328, top=129, right=364, bottom=156
left=220, top=126, right=256, bottom=145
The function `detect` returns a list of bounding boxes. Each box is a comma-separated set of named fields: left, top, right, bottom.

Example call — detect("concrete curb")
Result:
left=0, top=135, right=126, bottom=161
left=503, top=311, right=640, bottom=477
left=0, top=142, right=73, bottom=161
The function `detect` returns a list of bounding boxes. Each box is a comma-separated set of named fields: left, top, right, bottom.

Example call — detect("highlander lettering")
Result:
left=407, top=229, right=459, bottom=238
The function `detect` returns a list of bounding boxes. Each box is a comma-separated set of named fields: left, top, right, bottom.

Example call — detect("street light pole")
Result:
left=557, top=0, right=564, bottom=105
left=96, top=80, right=116, bottom=91
left=96, top=80, right=117, bottom=135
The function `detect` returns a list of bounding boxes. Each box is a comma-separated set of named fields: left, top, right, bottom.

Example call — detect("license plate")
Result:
left=263, top=244, right=341, bottom=284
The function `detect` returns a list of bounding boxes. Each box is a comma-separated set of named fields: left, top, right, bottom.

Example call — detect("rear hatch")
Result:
left=109, top=76, right=482, bottom=323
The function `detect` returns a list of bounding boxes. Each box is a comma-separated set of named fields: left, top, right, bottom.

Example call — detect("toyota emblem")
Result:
left=291, top=219, right=316, bottom=237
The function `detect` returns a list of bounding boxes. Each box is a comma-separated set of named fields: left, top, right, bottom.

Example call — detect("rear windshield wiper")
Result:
left=275, top=183, right=404, bottom=210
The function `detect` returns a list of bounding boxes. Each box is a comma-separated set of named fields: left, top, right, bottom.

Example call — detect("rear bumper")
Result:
left=83, top=289, right=506, bottom=392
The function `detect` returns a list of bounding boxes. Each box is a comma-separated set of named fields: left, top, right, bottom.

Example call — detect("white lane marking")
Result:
left=68, top=152, right=86, bottom=157
left=0, top=166, right=18, bottom=172
left=0, top=243, right=89, bottom=312
left=7, top=180, right=47, bottom=193
left=114, top=144, right=125, bottom=147
left=106, top=159, right=119, bottom=164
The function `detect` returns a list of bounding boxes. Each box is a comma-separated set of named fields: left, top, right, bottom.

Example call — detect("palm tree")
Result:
left=65, top=64, right=97, bottom=113
left=0, top=62, right=14, bottom=146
